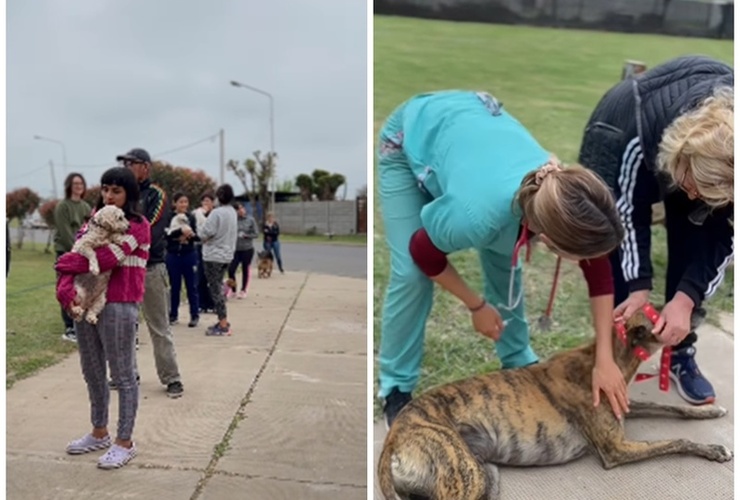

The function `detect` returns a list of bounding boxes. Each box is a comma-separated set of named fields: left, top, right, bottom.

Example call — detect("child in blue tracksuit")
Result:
left=378, top=90, right=627, bottom=427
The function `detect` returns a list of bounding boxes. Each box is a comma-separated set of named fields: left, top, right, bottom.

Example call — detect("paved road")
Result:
left=11, top=229, right=367, bottom=279
left=280, top=242, right=367, bottom=279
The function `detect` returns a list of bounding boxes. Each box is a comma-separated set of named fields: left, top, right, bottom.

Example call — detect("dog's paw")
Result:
left=708, top=444, right=733, bottom=463
left=711, top=406, right=728, bottom=418
left=69, top=307, right=84, bottom=321
left=86, top=314, right=99, bottom=325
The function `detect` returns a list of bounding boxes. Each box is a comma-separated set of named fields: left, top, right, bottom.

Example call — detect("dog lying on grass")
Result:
left=377, top=307, right=732, bottom=500
left=68, top=205, right=130, bottom=325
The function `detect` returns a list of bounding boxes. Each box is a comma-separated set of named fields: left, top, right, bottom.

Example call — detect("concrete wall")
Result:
left=273, top=200, right=359, bottom=235
left=375, top=0, right=734, bottom=39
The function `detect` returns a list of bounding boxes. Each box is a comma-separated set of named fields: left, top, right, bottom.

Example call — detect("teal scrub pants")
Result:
left=377, top=102, right=538, bottom=399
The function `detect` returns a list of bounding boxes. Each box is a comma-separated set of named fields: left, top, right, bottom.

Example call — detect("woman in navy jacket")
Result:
left=578, top=55, right=733, bottom=405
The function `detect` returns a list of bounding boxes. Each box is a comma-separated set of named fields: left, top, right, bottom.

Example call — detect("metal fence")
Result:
left=375, top=0, right=734, bottom=39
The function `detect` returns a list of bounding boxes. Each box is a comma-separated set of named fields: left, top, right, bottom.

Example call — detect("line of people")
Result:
left=52, top=146, right=288, bottom=469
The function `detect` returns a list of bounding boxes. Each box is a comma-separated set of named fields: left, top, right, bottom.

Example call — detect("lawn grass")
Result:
left=6, top=243, right=77, bottom=388
left=372, top=16, right=734, bottom=415
left=279, top=233, right=367, bottom=246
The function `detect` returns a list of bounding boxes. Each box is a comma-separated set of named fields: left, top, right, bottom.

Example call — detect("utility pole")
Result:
left=219, top=128, right=225, bottom=185
left=49, top=160, right=59, bottom=199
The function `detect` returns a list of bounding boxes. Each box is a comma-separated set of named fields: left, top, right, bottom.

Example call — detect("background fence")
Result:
left=375, top=0, right=734, bottom=39
left=271, top=198, right=367, bottom=236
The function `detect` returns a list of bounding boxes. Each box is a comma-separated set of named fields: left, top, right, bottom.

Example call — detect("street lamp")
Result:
left=229, top=80, right=276, bottom=211
left=34, top=135, right=68, bottom=177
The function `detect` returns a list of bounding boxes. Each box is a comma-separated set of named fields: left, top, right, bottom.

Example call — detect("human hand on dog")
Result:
left=613, top=289, right=650, bottom=322
left=652, top=292, right=694, bottom=345
left=593, top=359, right=629, bottom=421
left=471, top=303, right=504, bottom=341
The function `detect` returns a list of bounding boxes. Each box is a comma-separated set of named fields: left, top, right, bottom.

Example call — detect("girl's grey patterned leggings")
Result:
left=75, top=302, right=139, bottom=441
left=204, top=261, right=228, bottom=320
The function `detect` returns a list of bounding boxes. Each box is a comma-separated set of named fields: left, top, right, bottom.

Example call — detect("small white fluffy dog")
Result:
left=166, top=213, right=192, bottom=242
left=69, top=205, right=130, bottom=324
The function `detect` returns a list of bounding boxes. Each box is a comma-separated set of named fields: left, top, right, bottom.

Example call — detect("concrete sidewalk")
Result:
left=373, top=318, right=734, bottom=499
left=7, top=271, right=367, bottom=500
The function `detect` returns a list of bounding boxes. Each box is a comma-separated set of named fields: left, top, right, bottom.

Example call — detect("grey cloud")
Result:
left=7, top=0, right=367, bottom=199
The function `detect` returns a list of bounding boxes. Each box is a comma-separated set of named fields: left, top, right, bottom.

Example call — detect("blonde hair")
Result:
left=657, top=86, right=733, bottom=208
left=515, top=160, right=624, bottom=259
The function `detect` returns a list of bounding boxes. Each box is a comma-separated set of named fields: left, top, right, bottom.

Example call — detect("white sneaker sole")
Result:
left=97, top=448, right=136, bottom=469
left=669, top=372, right=716, bottom=405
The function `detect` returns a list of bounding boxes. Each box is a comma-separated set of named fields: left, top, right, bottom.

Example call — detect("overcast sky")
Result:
left=7, top=0, right=367, bottom=201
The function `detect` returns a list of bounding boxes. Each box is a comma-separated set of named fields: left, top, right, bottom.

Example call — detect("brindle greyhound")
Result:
left=377, top=306, right=732, bottom=500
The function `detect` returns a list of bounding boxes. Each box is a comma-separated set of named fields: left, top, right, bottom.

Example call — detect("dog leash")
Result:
left=614, top=303, right=671, bottom=392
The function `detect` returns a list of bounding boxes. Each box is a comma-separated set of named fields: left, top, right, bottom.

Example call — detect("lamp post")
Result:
left=229, top=80, right=276, bottom=212
left=34, top=135, right=67, bottom=177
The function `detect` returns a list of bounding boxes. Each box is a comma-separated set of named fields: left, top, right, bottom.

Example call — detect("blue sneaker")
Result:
left=669, top=346, right=715, bottom=405
left=205, top=322, right=232, bottom=336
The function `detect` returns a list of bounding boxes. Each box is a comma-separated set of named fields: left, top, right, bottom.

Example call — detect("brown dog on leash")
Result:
left=377, top=307, right=732, bottom=500
left=257, top=249, right=274, bottom=279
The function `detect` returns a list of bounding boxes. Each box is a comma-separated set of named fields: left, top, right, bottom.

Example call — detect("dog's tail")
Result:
left=377, top=439, right=400, bottom=500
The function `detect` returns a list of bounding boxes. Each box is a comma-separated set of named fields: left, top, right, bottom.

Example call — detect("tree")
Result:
left=312, top=169, right=346, bottom=201
left=83, top=186, right=101, bottom=207
left=83, top=163, right=217, bottom=212
left=227, top=150, right=276, bottom=224
left=39, top=199, right=59, bottom=253
left=151, top=161, right=218, bottom=209
left=276, top=178, right=295, bottom=193
left=6, top=187, right=41, bottom=249
left=295, top=174, right=314, bottom=202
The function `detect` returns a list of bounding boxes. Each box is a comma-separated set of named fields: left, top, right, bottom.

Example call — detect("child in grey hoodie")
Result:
left=199, top=184, right=238, bottom=336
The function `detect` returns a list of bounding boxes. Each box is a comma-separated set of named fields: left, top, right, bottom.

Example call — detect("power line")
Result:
left=63, top=131, right=222, bottom=169
left=153, top=133, right=220, bottom=158
left=7, top=163, right=49, bottom=182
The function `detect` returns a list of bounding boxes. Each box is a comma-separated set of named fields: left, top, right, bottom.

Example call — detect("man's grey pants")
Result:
left=140, top=263, right=181, bottom=386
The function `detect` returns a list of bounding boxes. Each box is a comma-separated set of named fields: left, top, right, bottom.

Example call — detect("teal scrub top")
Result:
left=400, top=90, right=551, bottom=255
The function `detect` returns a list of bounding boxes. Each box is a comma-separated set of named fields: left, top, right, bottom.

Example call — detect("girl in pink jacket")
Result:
left=55, top=167, right=151, bottom=470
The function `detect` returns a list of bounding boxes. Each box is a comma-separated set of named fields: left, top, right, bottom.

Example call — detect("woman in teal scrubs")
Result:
left=378, top=90, right=627, bottom=427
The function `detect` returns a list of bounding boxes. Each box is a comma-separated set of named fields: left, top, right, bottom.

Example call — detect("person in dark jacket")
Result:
left=117, top=148, right=184, bottom=399
left=263, top=212, right=284, bottom=273
left=577, top=55, right=733, bottom=405
left=165, top=192, right=200, bottom=328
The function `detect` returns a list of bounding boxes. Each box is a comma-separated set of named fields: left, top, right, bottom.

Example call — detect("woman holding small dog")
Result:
left=165, top=192, right=200, bottom=327
left=578, top=55, right=733, bottom=405
left=377, top=90, right=628, bottom=428
left=55, top=167, right=150, bottom=469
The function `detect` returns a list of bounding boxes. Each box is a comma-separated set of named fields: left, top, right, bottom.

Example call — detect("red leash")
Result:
left=614, top=303, right=671, bottom=392
left=544, top=256, right=562, bottom=320
left=538, top=251, right=670, bottom=391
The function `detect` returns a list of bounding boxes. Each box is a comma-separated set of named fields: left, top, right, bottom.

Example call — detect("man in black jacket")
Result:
left=117, top=148, right=184, bottom=399
left=578, top=55, right=733, bottom=406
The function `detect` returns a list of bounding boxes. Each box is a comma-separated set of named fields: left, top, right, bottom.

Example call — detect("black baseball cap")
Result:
left=116, top=148, right=151, bottom=164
